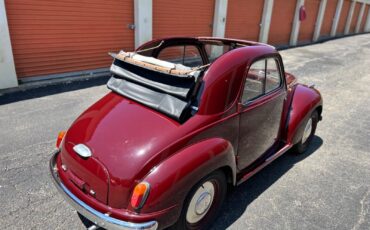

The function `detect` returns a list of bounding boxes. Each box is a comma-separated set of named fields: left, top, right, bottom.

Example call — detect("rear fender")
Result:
left=141, top=138, right=236, bottom=214
left=286, top=84, right=322, bottom=144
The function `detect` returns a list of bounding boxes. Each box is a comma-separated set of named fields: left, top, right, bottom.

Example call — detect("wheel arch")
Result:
left=316, top=105, right=323, bottom=120
left=218, top=165, right=235, bottom=186
left=286, top=84, right=323, bottom=145
left=139, top=138, right=237, bottom=217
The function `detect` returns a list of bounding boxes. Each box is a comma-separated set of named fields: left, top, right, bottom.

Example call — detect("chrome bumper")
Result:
left=49, top=150, right=158, bottom=230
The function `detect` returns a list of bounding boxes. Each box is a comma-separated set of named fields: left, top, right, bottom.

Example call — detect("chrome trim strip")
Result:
left=49, top=150, right=158, bottom=230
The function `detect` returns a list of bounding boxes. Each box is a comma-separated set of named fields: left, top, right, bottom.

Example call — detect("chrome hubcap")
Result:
left=302, top=118, right=313, bottom=144
left=186, top=181, right=215, bottom=224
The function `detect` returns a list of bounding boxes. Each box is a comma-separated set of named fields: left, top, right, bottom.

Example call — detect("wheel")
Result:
left=294, top=110, right=319, bottom=154
left=170, top=170, right=227, bottom=230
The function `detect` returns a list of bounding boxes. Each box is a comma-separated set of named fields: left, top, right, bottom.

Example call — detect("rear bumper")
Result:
left=49, top=150, right=158, bottom=230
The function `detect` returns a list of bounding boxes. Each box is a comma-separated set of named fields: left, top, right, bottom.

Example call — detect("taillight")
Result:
left=56, top=131, right=66, bottom=148
left=130, top=182, right=150, bottom=210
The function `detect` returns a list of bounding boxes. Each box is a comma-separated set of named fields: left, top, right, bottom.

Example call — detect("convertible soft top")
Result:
left=107, top=51, right=202, bottom=122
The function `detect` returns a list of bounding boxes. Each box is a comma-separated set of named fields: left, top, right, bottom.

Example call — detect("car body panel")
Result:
left=60, top=91, right=241, bottom=209
left=286, top=84, right=323, bottom=144
left=60, top=142, right=110, bottom=204
left=141, top=138, right=236, bottom=228
left=237, top=89, right=286, bottom=169
left=51, top=37, right=323, bottom=229
left=199, top=45, right=278, bottom=115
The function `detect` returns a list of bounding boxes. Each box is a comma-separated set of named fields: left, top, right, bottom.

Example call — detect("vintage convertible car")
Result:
left=50, top=37, right=323, bottom=230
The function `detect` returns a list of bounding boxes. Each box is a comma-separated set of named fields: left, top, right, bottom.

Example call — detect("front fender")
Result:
left=286, top=84, right=323, bottom=144
left=141, top=138, right=236, bottom=214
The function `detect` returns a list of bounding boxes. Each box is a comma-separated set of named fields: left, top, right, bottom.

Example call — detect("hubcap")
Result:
left=302, top=118, right=313, bottom=144
left=186, top=181, right=215, bottom=224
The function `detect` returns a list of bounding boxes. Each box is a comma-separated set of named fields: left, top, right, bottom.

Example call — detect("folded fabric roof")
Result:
left=110, top=58, right=199, bottom=100
left=107, top=53, right=202, bottom=122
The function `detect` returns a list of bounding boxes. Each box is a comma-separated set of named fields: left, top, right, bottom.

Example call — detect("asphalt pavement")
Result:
left=1, top=34, right=370, bottom=230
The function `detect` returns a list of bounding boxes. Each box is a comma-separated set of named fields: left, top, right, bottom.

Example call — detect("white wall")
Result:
left=344, top=0, right=356, bottom=35
left=134, top=0, right=152, bottom=48
left=290, top=0, right=305, bottom=46
left=212, top=0, right=228, bottom=38
left=331, top=0, right=344, bottom=36
left=313, top=0, right=327, bottom=41
left=259, top=0, right=274, bottom=43
left=366, top=6, right=370, bottom=32
left=0, top=0, right=18, bottom=89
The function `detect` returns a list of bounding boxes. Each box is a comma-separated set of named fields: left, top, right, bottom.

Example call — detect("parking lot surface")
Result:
left=1, top=34, right=370, bottom=229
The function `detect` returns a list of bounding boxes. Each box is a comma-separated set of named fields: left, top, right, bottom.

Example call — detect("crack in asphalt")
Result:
left=352, top=189, right=370, bottom=230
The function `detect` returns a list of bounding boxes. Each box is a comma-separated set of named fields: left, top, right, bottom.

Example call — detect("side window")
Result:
left=157, top=45, right=203, bottom=67
left=266, top=59, right=282, bottom=93
left=242, top=58, right=282, bottom=104
left=242, top=59, right=265, bottom=103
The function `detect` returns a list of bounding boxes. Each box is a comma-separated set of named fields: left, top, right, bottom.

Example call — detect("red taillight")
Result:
left=130, top=182, right=150, bottom=210
left=56, top=131, right=66, bottom=148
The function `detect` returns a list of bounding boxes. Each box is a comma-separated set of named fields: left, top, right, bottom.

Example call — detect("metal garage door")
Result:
left=337, top=0, right=351, bottom=35
left=349, top=2, right=362, bottom=33
left=268, top=0, right=297, bottom=46
left=153, top=0, right=214, bottom=39
left=321, top=0, right=338, bottom=38
left=360, top=4, right=370, bottom=32
left=5, top=0, right=134, bottom=79
left=225, top=0, right=264, bottom=41
left=298, top=0, right=321, bottom=43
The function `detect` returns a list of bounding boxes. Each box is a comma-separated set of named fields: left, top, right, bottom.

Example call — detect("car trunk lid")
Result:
left=61, top=92, right=184, bottom=208
left=60, top=142, right=110, bottom=204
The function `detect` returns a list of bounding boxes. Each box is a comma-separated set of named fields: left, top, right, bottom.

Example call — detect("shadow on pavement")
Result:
left=0, top=76, right=110, bottom=106
left=211, top=136, right=323, bottom=230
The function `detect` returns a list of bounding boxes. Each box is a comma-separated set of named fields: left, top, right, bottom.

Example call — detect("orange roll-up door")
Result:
left=298, top=0, right=321, bottom=43
left=320, top=0, right=338, bottom=38
left=349, top=2, right=362, bottom=33
left=225, top=0, right=264, bottom=41
left=336, top=0, right=351, bottom=35
left=268, top=0, right=297, bottom=46
left=5, top=0, right=134, bottom=79
left=153, top=0, right=214, bottom=39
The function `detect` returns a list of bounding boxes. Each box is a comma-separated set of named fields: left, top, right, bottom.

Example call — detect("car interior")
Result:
left=107, top=39, right=258, bottom=123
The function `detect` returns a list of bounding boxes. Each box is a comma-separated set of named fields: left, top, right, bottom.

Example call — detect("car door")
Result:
left=237, top=57, right=286, bottom=170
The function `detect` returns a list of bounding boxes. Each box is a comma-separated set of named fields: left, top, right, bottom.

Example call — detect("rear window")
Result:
left=204, top=44, right=231, bottom=62
left=157, top=45, right=203, bottom=67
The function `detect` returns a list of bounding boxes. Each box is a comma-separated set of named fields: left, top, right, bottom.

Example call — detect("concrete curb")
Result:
left=0, top=72, right=110, bottom=97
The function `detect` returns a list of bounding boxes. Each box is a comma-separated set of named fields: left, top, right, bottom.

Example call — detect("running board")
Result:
left=237, top=144, right=292, bottom=186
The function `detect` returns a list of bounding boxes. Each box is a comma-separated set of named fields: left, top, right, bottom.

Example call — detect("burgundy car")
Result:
left=50, top=37, right=323, bottom=230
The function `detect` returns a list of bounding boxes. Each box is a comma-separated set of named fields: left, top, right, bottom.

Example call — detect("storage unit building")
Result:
left=298, top=0, right=321, bottom=43
left=268, top=0, right=297, bottom=46
left=153, top=0, right=214, bottom=38
left=225, top=0, right=264, bottom=41
left=5, top=0, right=134, bottom=79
